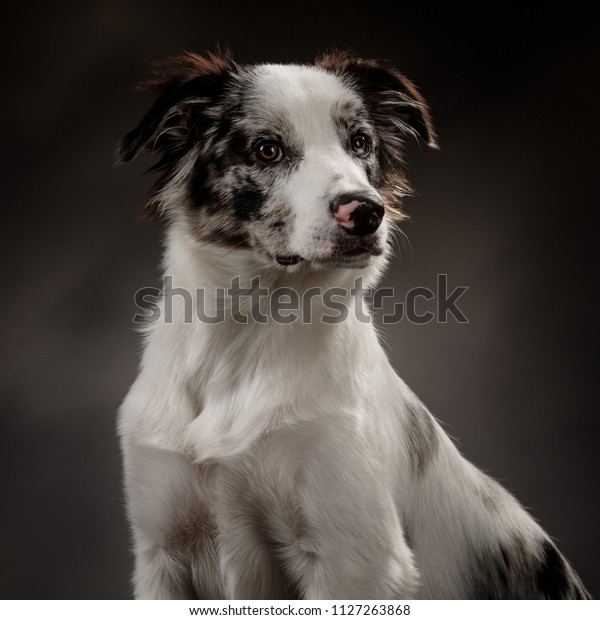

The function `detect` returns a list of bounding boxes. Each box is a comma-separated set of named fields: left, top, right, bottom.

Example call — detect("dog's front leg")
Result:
left=132, top=544, right=196, bottom=600
left=296, top=492, right=418, bottom=599
left=280, top=430, right=419, bottom=599
left=123, top=442, right=218, bottom=599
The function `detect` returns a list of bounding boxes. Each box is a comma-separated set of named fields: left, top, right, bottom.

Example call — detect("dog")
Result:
left=116, top=50, right=590, bottom=599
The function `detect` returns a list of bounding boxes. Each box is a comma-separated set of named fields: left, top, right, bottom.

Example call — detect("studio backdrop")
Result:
left=1, top=1, right=598, bottom=599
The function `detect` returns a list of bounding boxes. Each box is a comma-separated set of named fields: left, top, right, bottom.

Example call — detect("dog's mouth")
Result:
left=274, top=240, right=383, bottom=268
left=275, top=255, right=304, bottom=266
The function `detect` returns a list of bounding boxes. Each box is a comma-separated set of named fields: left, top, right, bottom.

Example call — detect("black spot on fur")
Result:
left=213, top=99, right=243, bottom=146
left=536, top=540, right=580, bottom=599
left=189, top=158, right=213, bottom=209
left=226, top=129, right=253, bottom=164
left=469, top=538, right=590, bottom=599
left=470, top=540, right=526, bottom=599
left=231, top=184, right=267, bottom=220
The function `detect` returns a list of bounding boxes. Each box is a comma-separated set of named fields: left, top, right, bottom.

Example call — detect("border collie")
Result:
left=117, top=50, right=590, bottom=599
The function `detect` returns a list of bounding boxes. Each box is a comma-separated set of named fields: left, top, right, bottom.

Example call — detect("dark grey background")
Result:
left=1, top=0, right=598, bottom=599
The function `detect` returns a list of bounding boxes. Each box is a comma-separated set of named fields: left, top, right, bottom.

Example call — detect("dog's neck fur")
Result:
left=163, top=221, right=387, bottom=306
left=132, top=223, right=393, bottom=460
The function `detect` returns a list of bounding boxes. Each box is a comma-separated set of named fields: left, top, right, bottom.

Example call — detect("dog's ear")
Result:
left=317, top=51, right=437, bottom=218
left=116, top=51, right=236, bottom=168
left=317, top=50, right=437, bottom=150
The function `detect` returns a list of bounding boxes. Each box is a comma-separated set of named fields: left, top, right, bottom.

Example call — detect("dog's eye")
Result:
left=350, top=134, right=371, bottom=158
left=256, top=141, right=284, bottom=163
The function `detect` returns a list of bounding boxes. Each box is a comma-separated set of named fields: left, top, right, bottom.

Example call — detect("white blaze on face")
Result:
left=249, top=65, right=379, bottom=260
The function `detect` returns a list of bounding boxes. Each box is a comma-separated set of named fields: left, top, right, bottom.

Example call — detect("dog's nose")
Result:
left=331, top=193, right=385, bottom=236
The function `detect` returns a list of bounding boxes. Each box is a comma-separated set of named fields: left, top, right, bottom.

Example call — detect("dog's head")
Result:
left=117, top=50, right=437, bottom=270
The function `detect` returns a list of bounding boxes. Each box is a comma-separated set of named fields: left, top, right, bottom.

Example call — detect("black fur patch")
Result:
left=231, top=183, right=267, bottom=220
left=189, top=158, right=214, bottom=209
left=536, top=540, right=589, bottom=599
left=469, top=538, right=590, bottom=599
left=536, top=540, right=568, bottom=597
left=212, top=100, right=243, bottom=147
left=469, top=538, right=527, bottom=599
left=226, top=129, right=253, bottom=164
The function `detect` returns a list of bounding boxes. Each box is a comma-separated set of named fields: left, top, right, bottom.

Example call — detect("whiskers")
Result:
left=208, top=238, right=252, bottom=270
left=387, top=222, right=413, bottom=263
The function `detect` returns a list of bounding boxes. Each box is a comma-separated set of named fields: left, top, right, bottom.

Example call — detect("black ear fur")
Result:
left=115, top=51, right=236, bottom=221
left=115, top=51, right=236, bottom=167
left=317, top=51, right=438, bottom=149
left=115, top=74, right=227, bottom=168
left=351, top=64, right=438, bottom=149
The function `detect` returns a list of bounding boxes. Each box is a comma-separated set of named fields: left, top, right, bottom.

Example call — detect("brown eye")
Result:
left=256, top=140, right=284, bottom=163
left=350, top=134, right=371, bottom=157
